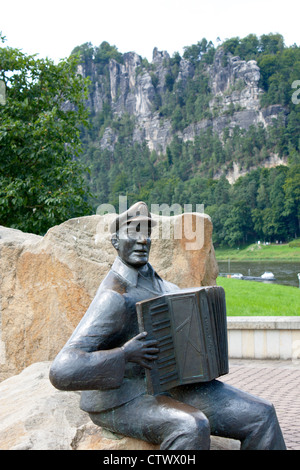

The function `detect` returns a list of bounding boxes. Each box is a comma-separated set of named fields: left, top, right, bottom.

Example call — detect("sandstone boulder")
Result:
left=0, top=361, right=239, bottom=450
left=0, top=212, right=218, bottom=380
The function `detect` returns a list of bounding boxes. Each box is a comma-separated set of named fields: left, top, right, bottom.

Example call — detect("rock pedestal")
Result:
left=0, top=362, right=240, bottom=450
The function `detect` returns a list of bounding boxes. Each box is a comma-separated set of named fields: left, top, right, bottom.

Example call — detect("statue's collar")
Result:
left=111, top=256, right=162, bottom=287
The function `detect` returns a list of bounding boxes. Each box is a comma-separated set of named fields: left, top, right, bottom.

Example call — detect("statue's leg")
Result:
left=170, top=380, right=286, bottom=450
left=88, top=393, right=211, bottom=450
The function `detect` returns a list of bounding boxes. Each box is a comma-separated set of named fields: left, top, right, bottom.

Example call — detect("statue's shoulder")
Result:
left=100, top=268, right=128, bottom=295
left=89, top=276, right=127, bottom=321
left=161, top=279, right=181, bottom=293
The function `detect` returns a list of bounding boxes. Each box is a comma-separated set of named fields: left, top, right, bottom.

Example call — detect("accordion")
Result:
left=136, top=286, right=229, bottom=395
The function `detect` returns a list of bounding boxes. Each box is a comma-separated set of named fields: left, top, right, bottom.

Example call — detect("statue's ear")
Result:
left=111, top=233, right=119, bottom=251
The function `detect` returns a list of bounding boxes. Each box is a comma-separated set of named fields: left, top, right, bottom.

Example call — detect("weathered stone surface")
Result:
left=0, top=212, right=218, bottom=380
left=0, top=362, right=240, bottom=450
left=83, top=46, right=287, bottom=157
left=209, top=50, right=263, bottom=107
left=150, top=212, right=218, bottom=288
left=0, top=361, right=88, bottom=450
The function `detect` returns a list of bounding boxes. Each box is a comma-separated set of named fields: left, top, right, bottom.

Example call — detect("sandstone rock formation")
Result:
left=0, top=211, right=218, bottom=381
left=80, top=46, right=287, bottom=157
left=179, top=49, right=287, bottom=148
left=0, top=361, right=240, bottom=450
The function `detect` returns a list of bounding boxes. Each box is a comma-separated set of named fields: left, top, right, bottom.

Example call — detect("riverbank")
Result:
left=217, top=277, right=300, bottom=316
left=215, top=242, right=300, bottom=261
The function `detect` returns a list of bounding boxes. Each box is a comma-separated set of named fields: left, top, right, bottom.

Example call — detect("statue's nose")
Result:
left=138, top=234, right=148, bottom=244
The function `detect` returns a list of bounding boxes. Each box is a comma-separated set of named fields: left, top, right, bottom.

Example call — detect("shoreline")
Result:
left=216, top=258, right=300, bottom=262
left=214, top=243, right=300, bottom=261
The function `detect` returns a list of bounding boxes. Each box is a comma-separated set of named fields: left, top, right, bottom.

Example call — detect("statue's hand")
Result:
left=121, top=332, right=159, bottom=369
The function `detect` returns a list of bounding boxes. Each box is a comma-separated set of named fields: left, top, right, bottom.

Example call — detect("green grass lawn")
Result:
left=216, top=277, right=300, bottom=316
left=215, top=243, right=300, bottom=260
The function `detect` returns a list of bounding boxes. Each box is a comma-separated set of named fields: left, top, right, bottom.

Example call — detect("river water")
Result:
left=217, top=260, right=300, bottom=288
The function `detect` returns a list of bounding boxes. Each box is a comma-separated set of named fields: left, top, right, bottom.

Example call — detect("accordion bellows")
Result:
left=136, top=286, right=229, bottom=395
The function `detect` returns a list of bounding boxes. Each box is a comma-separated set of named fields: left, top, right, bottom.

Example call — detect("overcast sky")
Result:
left=1, top=0, right=299, bottom=62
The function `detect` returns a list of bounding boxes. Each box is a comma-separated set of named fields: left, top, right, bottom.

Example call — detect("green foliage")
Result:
left=4, top=32, right=298, bottom=247
left=71, top=41, right=123, bottom=75
left=183, top=38, right=215, bottom=66
left=289, top=239, right=300, bottom=248
left=81, top=114, right=299, bottom=246
left=75, top=33, right=300, bottom=248
left=221, top=34, right=300, bottom=141
left=221, top=33, right=285, bottom=61
left=258, top=47, right=300, bottom=108
left=0, top=42, right=92, bottom=234
left=215, top=243, right=300, bottom=261
left=94, top=41, right=123, bottom=65
left=289, top=238, right=300, bottom=248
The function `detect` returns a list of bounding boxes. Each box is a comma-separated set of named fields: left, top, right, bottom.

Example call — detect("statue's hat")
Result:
left=110, top=201, right=156, bottom=233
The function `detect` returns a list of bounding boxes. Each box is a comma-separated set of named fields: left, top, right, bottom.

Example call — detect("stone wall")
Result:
left=227, top=316, right=300, bottom=360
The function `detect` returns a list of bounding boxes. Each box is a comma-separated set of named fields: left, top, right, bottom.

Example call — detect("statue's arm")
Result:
left=49, top=344, right=126, bottom=391
left=49, top=290, right=128, bottom=391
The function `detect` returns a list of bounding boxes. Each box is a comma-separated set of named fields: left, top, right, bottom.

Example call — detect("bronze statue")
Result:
left=50, top=202, right=286, bottom=450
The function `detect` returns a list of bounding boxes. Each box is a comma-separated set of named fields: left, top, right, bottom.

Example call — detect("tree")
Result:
left=65, top=34, right=300, bottom=246
left=71, top=42, right=94, bottom=75
left=0, top=39, right=92, bottom=234
left=223, top=201, right=252, bottom=246
left=183, top=38, right=215, bottom=66
left=237, top=34, right=260, bottom=60
left=94, top=41, right=123, bottom=72
left=259, top=33, right=284, bottom=55
left=283, top=163, right=300, bottom=236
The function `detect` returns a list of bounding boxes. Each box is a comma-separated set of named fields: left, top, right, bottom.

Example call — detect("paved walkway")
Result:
left=219, top=359, right=300, bottom=450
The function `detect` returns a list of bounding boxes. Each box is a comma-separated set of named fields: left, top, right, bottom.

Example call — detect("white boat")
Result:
left=261, top=272, right=275, bottom=279
left=231, top=273, right=244, bottom=279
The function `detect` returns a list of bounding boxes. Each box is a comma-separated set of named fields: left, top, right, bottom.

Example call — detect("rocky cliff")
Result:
left=79, top=46, right=287, bottom=156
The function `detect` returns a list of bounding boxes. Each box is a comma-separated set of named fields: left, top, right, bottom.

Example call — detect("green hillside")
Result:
left=76, top=34, right=300, bottom=247
left=1, top=33, right=299, bottom=243
left=215, top=241, right=300, bottom=260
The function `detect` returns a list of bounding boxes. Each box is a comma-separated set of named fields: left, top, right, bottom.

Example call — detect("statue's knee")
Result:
left=262, top=401, right=278, bottom=424
left=183, top=412, right=210, bottom=442
left=196, top=413, right=210, bottom=437
left=251, top=398, right=278, bottom=431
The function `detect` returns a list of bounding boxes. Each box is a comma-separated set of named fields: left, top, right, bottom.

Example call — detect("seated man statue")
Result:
left=50, top=202, right=286, bottom=450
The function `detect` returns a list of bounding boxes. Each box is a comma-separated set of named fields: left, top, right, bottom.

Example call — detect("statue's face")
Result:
left=113, top=222, right=151, bottom=267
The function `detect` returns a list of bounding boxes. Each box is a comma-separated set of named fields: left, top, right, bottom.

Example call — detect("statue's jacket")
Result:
left=49, top=257, right=179, bottom=412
